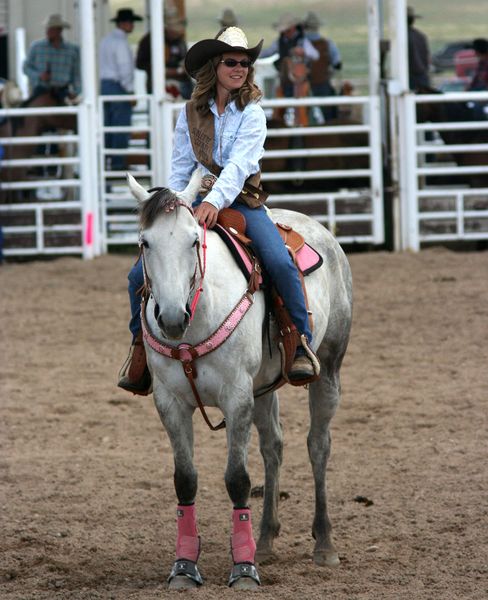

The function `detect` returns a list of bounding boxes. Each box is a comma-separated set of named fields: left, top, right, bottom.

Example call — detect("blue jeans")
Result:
left=311, top=82, right=338, bottom=121
left=127, top=203, right=313, bottom=345
left=101, top=79, right=132, bottom=170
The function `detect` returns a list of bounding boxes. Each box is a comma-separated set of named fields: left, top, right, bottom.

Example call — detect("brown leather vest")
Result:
left=309, top=38, right=331, bottom=85
left=185, top=101, right=268, bottom=208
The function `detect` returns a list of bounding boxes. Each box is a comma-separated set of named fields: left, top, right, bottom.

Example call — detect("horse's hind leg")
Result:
left=308, top=368, right=342, bottom=567
left=253, top=391, right=283, bottom=564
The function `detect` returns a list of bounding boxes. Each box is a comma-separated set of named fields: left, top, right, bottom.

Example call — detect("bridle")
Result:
left=138, top=201, right=261, bottom=431
left=138, top=201, right=206, bottom=321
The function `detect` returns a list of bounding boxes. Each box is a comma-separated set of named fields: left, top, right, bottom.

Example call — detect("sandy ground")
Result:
left=1, top=248, right=487, bottom=599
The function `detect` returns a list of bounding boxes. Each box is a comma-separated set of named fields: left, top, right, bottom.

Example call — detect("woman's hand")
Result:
left=194, top=201, right=219, bottom=228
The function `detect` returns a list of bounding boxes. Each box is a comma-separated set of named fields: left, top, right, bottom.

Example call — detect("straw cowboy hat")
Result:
left=273, top=13, right=300, bottom=33
left=302, top=11, right=324, bottom=32
left=185, top=27, right=263, bottom=76
left=218, top=8, right=238, bottom=27
left=43, top=14, right=71, bottom=29
left=110, top=8, right=143, bottom=22
left=0, top=79, right=23, bottom=108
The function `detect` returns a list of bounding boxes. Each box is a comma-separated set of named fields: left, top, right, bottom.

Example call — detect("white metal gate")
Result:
left=97, top=93, right=157, bottom=251
left=399, top=91, right=488, bottom=250
left=0, top=103, right=97, bottom=258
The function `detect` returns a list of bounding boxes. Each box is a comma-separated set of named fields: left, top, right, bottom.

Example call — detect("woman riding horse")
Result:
left=118, top=26, right=320, bottom=394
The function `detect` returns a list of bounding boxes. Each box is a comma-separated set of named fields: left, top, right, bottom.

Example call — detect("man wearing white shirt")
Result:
left=99, top=8, right=142, bottom=170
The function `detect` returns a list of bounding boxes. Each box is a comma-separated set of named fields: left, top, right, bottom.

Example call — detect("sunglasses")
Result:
left=220, top=58, right=253, bottom=68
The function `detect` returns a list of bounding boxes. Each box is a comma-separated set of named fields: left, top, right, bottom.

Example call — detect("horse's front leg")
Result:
left=253, top=390, right=283, bottom=564
left=308, top=370, right=341, bottom=567
left=153, top=389, right=203, bottom=589
left=224, top=387, right=261, bottom=589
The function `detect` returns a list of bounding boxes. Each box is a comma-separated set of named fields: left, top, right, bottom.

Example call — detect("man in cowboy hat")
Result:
left=100, top=8, right=143, bottom=170
left=259, top=13, right=319, bottom=97
left=23, top=14, right=81, bottom=102
left=136, top=8, right=192, bottom=98
left=407, top=6, right=431, bottom=90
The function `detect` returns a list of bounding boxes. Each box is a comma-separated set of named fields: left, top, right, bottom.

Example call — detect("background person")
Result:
left=466, top=38, right=488, bottom=91
left=136, top=10, right=192, bottom=98
left=302, top=11, right=342, bottom=121
left=260, top=13, right=319, bottom=99
left=99, top=8, right=142, bottom=171
left=23, top=14, right=80, bottom=102
left=407, top=5, right=431, bottom=91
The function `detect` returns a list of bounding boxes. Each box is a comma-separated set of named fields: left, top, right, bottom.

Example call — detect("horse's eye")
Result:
left=192, top=237, right=199, bottom=248
left=140, top=238, right=149, bottom=249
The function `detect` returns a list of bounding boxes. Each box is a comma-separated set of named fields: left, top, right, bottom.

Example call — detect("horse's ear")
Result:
left=176, top=168, right=204, bottom=207
left=127, top=172, right=151, bottom=204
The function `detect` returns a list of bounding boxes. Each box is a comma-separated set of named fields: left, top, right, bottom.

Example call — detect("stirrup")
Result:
left=117, top=336, right=152, bottom=395
left=284, top=335, right=320, bottom=386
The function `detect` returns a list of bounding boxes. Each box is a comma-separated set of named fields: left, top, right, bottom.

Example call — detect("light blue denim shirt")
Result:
left=169, top=99, right=267, bottom=210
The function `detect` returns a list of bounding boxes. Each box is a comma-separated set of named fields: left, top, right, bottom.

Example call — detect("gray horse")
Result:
left=128, top=170, right=353, bottom=589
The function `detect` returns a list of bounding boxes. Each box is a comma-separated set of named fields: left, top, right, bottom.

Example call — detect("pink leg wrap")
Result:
left=176, top=504, right=200, bottom=562
left=231, top=508, right=256, bottom=564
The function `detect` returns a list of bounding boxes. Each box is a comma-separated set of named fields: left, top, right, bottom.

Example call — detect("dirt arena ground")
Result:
left=1, top=248, right=487, bottom=599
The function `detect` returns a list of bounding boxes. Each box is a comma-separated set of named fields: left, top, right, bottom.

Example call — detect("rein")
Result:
left=189, top=223, right=207, bottom=320
left=139, top=204, right=261, bottom=431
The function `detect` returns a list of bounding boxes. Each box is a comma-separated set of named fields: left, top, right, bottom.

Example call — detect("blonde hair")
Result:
left=191, top=56, right=262, bottom=115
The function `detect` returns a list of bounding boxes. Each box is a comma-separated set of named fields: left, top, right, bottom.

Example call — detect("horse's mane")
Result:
left=139, top=186, right=181, bottom=228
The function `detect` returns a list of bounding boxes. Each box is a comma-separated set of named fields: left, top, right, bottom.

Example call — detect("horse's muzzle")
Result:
left=154, top=302, right=190, bottom=340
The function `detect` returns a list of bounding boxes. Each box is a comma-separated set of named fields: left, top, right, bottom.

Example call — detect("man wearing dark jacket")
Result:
left=407, top=6, right=431, bottom=91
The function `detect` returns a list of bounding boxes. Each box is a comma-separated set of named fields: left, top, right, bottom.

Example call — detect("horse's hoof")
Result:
left=168, top=575, right=198, bottom=590
left=255, top=547, right=277, bottom=565
left=228, top=563, right=261, bottom=588
left=167, top=559, right=203, bottom=589
left=231, top=577, right=260, bottom=590
left=313, top=549, right=340, bottom=567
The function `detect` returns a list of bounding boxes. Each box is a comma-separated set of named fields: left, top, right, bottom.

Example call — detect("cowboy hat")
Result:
left=111, top=8, right=143, bottom=22
left=0, top=79, right=23, bottom=108
left=218, top=8, right=238, bottom=27
left=43, top=14, right=71, bottom=29
left=302, top=11, right=324, bottom=32
left=407, top=6, right=422, bottom=19
left=272, top=13, right=300, bottom=33
left=185, top=27, right=263, bottom=77
left=165, top=9, right=186, bottom=31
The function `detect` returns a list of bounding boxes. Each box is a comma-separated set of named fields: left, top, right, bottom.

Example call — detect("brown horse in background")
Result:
left=0, top=91, right=78, bottom=202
